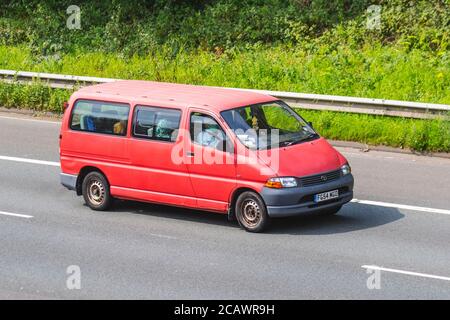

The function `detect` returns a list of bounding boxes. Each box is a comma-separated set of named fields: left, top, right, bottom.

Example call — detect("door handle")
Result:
left=186, top=151, right=195, bottom=157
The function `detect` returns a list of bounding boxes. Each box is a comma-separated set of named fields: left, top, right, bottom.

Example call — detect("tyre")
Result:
left=320, top=205, right=342, bottom=216
left=235, top=191, right=270, bottom=232
left=82, top=171, right=112, bottom=211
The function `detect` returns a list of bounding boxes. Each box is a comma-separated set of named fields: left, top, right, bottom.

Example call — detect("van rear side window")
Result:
left=133, top=106, right=181, bottom=142
left=70, top=100, right=130, bottom=136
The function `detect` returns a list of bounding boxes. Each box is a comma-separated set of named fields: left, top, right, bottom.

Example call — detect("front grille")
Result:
left=299, top=169, right=341, bottom=187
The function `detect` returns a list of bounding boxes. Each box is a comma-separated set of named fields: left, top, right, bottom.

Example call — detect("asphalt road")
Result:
left=0, top=113, right=449, bottom=299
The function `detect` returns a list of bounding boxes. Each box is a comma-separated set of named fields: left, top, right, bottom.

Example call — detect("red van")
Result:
left=60, top=81, right=353, bottom=232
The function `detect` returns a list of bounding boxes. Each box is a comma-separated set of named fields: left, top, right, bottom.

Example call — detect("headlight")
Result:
left=265, top=177, right=297, bottom=188
left=341, top=164, right=351, bottom=176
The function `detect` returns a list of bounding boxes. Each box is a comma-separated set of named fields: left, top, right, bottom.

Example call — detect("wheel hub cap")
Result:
left=88, top=180, right=105, bottom=205
left=242, top=200, right=261, bottom=227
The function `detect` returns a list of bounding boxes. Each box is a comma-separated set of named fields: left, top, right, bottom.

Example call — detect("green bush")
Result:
left=1, top=44, right=449, bottom=104
left=299, top=110, right=450, bottom=152
left=0, top=81, right=70, bottom=112
left=0, top=1, right=448, bottom=54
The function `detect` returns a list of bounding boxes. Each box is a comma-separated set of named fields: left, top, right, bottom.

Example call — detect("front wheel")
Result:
left=82, top=171, right=112, bottom=211
left=235, top=191, right=270, bottom=233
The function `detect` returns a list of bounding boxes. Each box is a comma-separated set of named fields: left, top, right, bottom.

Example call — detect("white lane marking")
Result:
left=0, top=211, right=33, bottom=219
left=149, top=233, right=178, bottom=240
left=351, top=198, right=450, bottom=215
left=362, top=265, right=450, bottom=282
left=0, top=155, right=59, bottom=167
left=0, top=115, right=60, bottom=124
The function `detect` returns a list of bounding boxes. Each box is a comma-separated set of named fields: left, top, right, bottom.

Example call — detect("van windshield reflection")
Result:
left=221, top=101, right=318, bottom=150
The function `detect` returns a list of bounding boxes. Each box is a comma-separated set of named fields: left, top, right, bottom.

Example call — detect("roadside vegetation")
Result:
left=0, top=0, right=448, bottom=152
left=300, top=110, right=449, bottom=153
left=1, top=80, right=447, bottom=153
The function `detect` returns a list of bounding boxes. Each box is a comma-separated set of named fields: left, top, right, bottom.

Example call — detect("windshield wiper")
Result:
left=279, top=133, right=318, bottom=147
left=299, top=132, right=319, bottom=142
left=279, top=140, right=296, bottom=147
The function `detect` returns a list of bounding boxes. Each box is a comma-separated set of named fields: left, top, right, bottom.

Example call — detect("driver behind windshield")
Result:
left=221, top=101, right=317, bottom=150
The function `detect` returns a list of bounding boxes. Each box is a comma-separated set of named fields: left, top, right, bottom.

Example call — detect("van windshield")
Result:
left=221, top=101, right=318, bottom=150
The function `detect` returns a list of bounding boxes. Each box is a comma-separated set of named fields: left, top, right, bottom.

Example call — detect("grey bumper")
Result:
left=261, top=174, right=354, bottom=218
left=60, top=173, right=77, bottom=191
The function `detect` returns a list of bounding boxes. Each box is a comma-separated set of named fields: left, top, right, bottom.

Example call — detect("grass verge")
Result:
left=1, top=44, right=449, bottom=104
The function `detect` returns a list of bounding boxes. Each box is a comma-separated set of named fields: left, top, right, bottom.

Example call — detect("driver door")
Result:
left=185, top=109, right=237, bottom=212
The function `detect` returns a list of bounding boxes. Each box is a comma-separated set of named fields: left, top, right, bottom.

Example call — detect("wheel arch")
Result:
left=228, top=187, right=262, bottom=221
left=76, top=166, right=109, bottom=196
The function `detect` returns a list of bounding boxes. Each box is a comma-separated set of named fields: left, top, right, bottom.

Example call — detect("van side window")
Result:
left=190, top=112, right=232, bottom=152
left=133, top=106, right=181, bottom=142
left=70, top=100, right=130, bottom=136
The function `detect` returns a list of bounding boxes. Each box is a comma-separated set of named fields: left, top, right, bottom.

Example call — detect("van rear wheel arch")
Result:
left=81, top=171, right=112, bottom=211
left=76, top=166, right=109, bottom=196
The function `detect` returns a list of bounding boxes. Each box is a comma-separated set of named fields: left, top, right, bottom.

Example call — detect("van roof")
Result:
left=74, top=80, right=277, bottom=111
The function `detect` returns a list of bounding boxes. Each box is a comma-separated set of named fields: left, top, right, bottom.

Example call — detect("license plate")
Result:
left=314, top=190, right=339, bottom=202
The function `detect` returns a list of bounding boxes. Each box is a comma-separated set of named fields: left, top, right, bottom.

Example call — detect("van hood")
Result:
left=256, top=137, right=346, bottom=177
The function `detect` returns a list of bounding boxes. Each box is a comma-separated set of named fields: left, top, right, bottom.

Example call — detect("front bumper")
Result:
left=261, top=173, right=354, bottom=218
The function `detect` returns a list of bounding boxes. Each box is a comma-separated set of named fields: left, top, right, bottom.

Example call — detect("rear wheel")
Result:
left=235, top=191, right=270, bottom=233
left=82, top=171, right=112, bottom=211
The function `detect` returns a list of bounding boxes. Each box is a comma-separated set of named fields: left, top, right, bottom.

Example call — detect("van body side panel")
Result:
left=110, top=186, right=200, bottom=210
left=126, top=139, right=196, bottom=207
left=123, top=104, right=196, bottom=207
left=60, top=98, right=132, bottom=188
left=61, top=131, right=129, bottom=163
